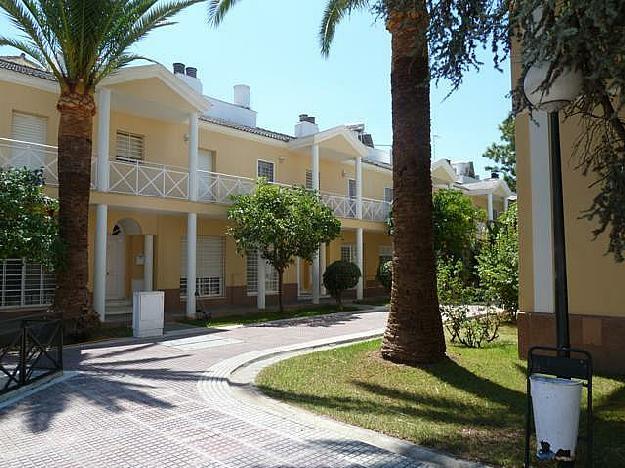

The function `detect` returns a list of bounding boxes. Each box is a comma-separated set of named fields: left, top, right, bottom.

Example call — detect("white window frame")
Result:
left=0, top=259, right=55, bottom=309
left=180, top=236, right=226, bottom=298
left=246, top=250, right=279, bottom=295
left=116, top=130, right=145, bottom=162
left=256, top=159, right=275, bottom=182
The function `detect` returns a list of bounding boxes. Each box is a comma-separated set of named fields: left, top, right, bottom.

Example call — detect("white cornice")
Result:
left=0, top=68, right=59, bottom=94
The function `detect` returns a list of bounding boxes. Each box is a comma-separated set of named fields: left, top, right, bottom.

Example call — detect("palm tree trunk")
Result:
left=381, top=4, right=446, bottom=365
left=52, top=91, right=99, bottom=329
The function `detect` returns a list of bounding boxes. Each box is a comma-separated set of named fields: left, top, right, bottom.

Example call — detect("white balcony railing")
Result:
left=0, top=138, right=390, bottom=222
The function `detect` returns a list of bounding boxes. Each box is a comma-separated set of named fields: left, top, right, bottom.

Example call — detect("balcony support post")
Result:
left=188, top=113, right=199, bottom=201
left=311, top=143, right=320, bottom=304
left=96, top=88, right=111, bottom=191
left=93, top=204, right=108, bottom=321
left=143, top=234, right=154, bottom=292
left=186, top=213, right=197, bottom=318
left=355, top=157, right=363, bottom=220
left=487, top=193, right=494, bottom=221
left=356, top=227, right=364, bottom=300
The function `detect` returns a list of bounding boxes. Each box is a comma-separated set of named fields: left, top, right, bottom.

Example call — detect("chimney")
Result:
left=173, top=63, right=202, bottom=94
left=491, top=172, right=500, bottom=179
left=233, top=84, right=251, bottom=108
left=294, top=114, right=319, bottom=138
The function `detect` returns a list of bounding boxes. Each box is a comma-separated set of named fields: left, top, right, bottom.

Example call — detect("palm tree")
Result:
left=0, top=0, right=201, bottom=329
left=209, top=0, right=446, bottom=364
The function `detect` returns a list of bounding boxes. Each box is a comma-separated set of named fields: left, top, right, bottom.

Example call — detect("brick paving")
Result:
left=0, top=309, right=472, bottom=467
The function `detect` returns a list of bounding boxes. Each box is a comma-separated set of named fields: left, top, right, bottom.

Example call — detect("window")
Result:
left=379, top=245, right=393, bottom=265
left=246, top=250, right=279, bottom=294
left=305, top=169, right=312, bottom=190
left=257, top=160, right=275, bottom=182
left=12, top=112, right=47, bottom=144
left=348, top=179, right=357, bottom=199
left=384, top=187, right=394, bottom=204
left=180, top=236, right=225, bottom=298
left=341, top=244, right=356, bottom=264
left=116, top=130, right=145, bottom=161
left=0, top=259, right=55, bottom=309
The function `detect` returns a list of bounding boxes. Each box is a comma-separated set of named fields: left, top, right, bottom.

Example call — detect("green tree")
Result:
left=228, top=180, right=341, bottom=312
left=0, top=168, right=59, bottom=268
left=433, top=189, right=486, bottom=262
left=512, top=1, right=625, bottom=261
left=477, top=204, right=518, bottom=318
left=0, top=0, right=202, bottom=327
left=209, top=0, right=507, bottom=365
left=483, top=113, right=515, bottom=192
left=323, top=260, right=361, bottom=310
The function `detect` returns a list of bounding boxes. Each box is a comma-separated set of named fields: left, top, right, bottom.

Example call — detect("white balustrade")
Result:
left=1, top=138, right=390, bottom=221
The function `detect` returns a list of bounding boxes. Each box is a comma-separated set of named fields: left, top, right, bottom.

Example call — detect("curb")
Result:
left=197, top=331, right=486, bottom=468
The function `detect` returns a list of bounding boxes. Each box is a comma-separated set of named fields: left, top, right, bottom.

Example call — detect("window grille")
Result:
left=257, top=160, right=275, bottom=182
left=116, top=130, right=145, bottom=161
left=246, top=250, right=279, bottom=294
left=0, top=259, right=55, bottom=309
left=180, top=236, right=225, bottom=297
left=341, top=245, right=356, bottom=264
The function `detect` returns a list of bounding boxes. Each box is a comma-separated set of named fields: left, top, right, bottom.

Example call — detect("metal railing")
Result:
left=0, top=318, right=63, bottom=396
left=1, top=138, right=391, bottom=222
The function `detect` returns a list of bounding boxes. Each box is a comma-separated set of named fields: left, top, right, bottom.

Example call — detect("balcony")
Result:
left=0, top=138, right=390, bottom=222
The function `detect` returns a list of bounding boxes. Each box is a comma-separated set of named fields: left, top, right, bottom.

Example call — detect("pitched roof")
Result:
left=362, top=157, right=391, bottom=170
left=200, top=116, right=293, bottom=142
left=0, top=57, right=55, bottom=82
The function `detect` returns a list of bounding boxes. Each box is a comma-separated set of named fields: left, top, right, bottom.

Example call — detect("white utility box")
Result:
left=132, top=291, right=164, bottom=338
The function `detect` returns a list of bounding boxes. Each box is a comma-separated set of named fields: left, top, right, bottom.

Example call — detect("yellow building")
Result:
left=0, top=55, right=513, bottom=322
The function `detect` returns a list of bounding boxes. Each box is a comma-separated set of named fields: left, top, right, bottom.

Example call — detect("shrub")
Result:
left=323, top=260, right=361, bottom=310
left=477, top=204, right=518, bottom=320
left=376, top=260, right=392, bottom=292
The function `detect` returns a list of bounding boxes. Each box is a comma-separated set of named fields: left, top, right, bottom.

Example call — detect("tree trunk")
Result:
left=381, top=4, right=446, bottom=365
left=52, top=90, right=99, bottom=329
left=278, top=269, right=284, bottom=313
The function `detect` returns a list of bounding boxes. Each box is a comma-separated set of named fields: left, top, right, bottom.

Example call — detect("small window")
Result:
left=12, top=112, right=47, bottom=144
left=257, top=160, right=275, bottom=182
left=341, top=245, right=355, bottom=264
left=384, top=187, right=394, bottom=204
left=180, top=236, right=225, bottom=298
left=379, top=245, right=393, bottom=265
left=348, top=179, right=357, bottom=199
left=116, top=130, right=144, bottom=161
left=198, top=149, right=216, bottom=172
left=305, top=170, right=312, bottom=190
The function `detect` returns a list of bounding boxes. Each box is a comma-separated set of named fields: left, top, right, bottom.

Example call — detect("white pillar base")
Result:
left=94, top=204, right=108, bottom=321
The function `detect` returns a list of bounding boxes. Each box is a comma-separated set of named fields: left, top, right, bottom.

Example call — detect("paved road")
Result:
left=0, top=310, right=472, bottom=467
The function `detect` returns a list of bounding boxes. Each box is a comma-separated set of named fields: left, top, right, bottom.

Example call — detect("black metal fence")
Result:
left=0, top=318, right=63, bottom=396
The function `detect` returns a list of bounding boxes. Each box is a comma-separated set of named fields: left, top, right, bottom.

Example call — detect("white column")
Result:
left=356, top=228, right=364, bottom=301
left=96, top=88, right=111, bottom=192
left=355, top=157, right=363, bottom=219
left=319, top=242, right=327, bottom=296
left=311, top=142, right=321, bottom=304
left=295, top=257, right=301, bottom=297
left=487, top=193, right=494, bottom=221
left=93, top=204, right=108, bottom=321
left=257, top=250, right=266, bottom=310
left=188, top=112, right=199, bottom=201
left=186, top=213, right=197, bottom=318
left=143, top=234, right=154, bottom=292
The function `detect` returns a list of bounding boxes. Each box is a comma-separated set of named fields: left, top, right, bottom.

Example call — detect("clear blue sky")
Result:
left=0, top=1, right=512, bottom=178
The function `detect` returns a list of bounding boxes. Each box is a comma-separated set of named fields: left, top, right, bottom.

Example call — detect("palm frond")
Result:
left=320, top=0, right=369, bottom=57
left=207, top=0, right=241, bottom=26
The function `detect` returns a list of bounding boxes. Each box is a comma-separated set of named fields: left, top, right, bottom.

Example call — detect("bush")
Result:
left=323, top=260, right=361, bottom=310
left=376, top=260, right=392, bottom=292
left=477, top=204, right=518, bottom=320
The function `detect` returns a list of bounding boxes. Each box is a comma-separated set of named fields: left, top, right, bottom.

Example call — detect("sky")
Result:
left=0, top=1, right=512, bottom=178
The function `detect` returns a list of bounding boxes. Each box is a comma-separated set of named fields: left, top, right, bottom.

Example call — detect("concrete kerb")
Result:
left=197, top=330, right=486, bottom=468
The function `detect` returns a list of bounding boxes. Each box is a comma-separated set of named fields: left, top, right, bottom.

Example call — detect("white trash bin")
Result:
left=132, top=291, right=164, bottom=338
left=530, top=374, right=583, bottom=461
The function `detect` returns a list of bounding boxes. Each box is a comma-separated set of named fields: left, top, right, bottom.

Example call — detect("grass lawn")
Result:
left=180, top=304, right=360, bottom=328
left=256, top=326, right=625, bottom=466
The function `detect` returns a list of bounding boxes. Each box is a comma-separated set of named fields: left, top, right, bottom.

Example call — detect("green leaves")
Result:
left=483, top=113, right=516, bottom=192
left=0, top=0, right=203, bottom=89
left=227, top=179, right=341, bottom=276
left=0, top=167, right=60, bottom=268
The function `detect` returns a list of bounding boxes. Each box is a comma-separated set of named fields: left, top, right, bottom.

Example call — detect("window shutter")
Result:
left=180, top=236, right=225, bottom=297
left=198, top=149, right=215, bottom=172
left=348, top=179, right=357, bottom=199
left=11, top=112, right=47, bottom=144
left=116, top=131, right=144, bottom=161
left=305, top=170, right=312, bottom=190
left=384, top=187, right=394, bottom=204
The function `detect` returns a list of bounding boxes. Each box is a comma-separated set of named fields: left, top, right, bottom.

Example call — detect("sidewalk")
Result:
left=0, top=308, right=477, bottom=467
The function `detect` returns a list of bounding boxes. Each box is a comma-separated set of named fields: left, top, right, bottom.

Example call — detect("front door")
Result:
left=106, top=234, right=126, bottom=299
